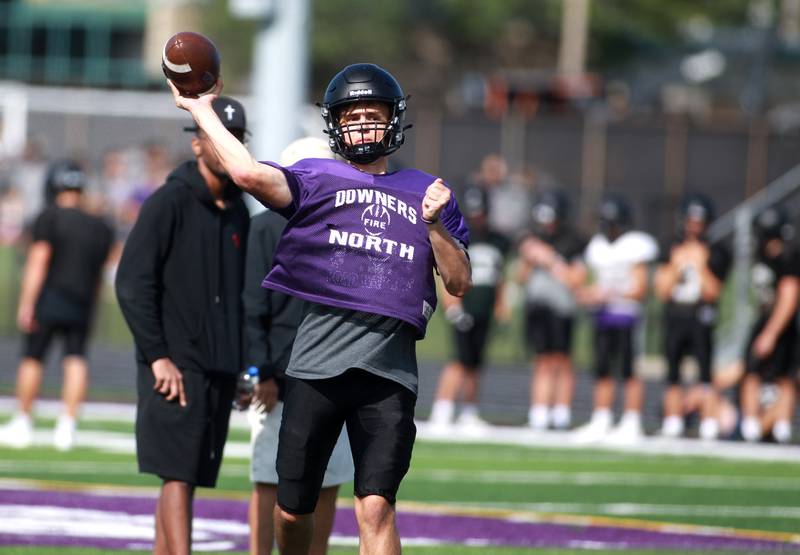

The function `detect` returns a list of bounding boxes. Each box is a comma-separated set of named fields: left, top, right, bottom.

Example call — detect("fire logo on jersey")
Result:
left=362, top=204, right=391, bottom=236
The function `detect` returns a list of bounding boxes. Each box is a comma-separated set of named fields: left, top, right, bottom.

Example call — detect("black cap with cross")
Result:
left=184, top=96, right=247, bottom=134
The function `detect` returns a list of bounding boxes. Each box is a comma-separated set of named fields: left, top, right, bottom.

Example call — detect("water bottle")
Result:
left=233, top=366, right=259, bottom=411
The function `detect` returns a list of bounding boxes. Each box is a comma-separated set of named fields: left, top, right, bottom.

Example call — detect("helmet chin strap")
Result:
left=333, top=132, right=399, bottom=165
left=601, top=223, right=623, bottom=241
left=346, top=151, right=382, bottom=165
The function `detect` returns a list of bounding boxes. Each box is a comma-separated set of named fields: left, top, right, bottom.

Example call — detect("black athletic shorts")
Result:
left=664, top=309, right=714, bottom=385
left=277, top=369, right=416, bottom=515
left=594, top=325, right=635, bottom=380
left=23, top=321, right=89, bottom=361
left=136, top=363, right=236, bottom=488
left=745, top=315, right=798, bottom=380
left=524, top=305, right=574, bottom=355
left=452, top=315, right=492, bottom=368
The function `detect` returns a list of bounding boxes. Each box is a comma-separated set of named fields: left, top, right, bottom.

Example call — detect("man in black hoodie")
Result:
left=115, top=97, right=250, bottom=554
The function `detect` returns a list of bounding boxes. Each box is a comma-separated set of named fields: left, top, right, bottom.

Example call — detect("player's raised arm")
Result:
left=167, top=80, right=292, bottom=209
left=422, top=179, right=472, bottom=297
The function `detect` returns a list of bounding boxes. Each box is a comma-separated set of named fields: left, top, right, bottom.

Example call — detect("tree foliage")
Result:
left=202, top=0, right=754, bottom=99
left=589, top=0, right=751, bottom=66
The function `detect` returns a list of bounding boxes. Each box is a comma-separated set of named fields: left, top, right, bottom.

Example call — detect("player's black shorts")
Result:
left=663, top=308, right=714, bottom=385
left=524, top=305, right=574, bottom=355
left=277, top=369, right=416, bottom=515
left=452, top=315, right=491, bottom=368
left=744, top=315, right=798, bottom=380
left=136, top=363, right=236, bottom=488
left=594, top=325, right=635, bottom=380
left=23, top=321, right=90, bottom=361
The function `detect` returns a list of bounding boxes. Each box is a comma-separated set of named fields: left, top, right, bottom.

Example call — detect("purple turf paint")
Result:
left=0, top=488, right=798, bottom=552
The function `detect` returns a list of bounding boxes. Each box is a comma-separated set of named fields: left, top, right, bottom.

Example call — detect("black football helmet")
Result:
left=462, top=186, right=489, bottom=217
left=753, top=205, right=793, bottom=243
left=44, top=160, right=86, bottom=204
left=532, top=189, right=569, bottom=225
left=680, top=193, right=715, bottom=224
left=320, top=63, right=409, bottom=164
left=598, top=193, right=632, bottom=237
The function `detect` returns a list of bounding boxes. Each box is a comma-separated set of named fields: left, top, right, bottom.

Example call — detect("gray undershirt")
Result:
left=286, top=302, right=419, bottom=395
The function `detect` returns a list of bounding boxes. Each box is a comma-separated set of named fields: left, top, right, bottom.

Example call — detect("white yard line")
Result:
left=448, top=500, right=800, bottom=519
left=2, top=434, right=799, bottom=495
left=0, top=429, right=255, bottom=460
left=416, top=421, right=800, bottom=463
left=3, top=396, right=800, bottom=462
left=409, top=468, right=800, bottom=491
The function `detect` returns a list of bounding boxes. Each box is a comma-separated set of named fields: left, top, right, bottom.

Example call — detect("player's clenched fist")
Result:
left=422, top=178, right=451, bottom=224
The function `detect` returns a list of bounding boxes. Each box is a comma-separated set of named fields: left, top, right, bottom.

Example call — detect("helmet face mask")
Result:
left=321, top=63, right=408, bottom=164
left=330, top=102, right=396, bottom=163
left=754, top=206, right=793, bottom=256
left=685, top=203, right=710, bottom=223
left=532, top=190, right=568, bottom=236
left=598, top=194, right=631, bottom=239
left=679, top=193, right=714, bottom=239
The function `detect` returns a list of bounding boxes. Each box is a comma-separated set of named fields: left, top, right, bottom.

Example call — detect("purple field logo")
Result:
left=0, top=487, right=798, bottom=553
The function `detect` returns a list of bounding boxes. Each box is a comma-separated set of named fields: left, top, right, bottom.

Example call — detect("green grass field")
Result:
left=0, top=414, right=798, bottom=553
left=5, top=434, right=799, bottom=534
left=0, top=241, right=790, bottom=554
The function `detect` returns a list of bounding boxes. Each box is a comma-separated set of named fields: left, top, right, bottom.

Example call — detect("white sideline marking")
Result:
left=0, top=429, right=255, bottom=460
left=0, top=397, right=251, bottom=429
left=568, top=540, right=629, bottom=550
left=452, top=501, right=800, bottom=519
left=1, top=447, right=799, bottom=495
left=409, top=468, right=800, bottom=491
left=3, top=397, right=800, bottom=463
left=418, top=421, right=800, bottom=463
left=0, top=458, right=248, bottom=477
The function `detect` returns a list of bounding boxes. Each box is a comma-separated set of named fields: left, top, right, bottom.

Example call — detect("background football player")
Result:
left=575, top=194, right=658, bottom=444
left=654, top=193, right=730, bottom=439
left=516, top=189, right=586, bottom=430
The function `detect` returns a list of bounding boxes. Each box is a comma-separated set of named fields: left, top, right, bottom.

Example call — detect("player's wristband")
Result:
left=421, top=215, right=438, bottom=225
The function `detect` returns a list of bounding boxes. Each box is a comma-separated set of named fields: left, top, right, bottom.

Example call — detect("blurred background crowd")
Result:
left=0, top=0, right=799, bottom=445
left=0, top=138, right=174, bottom=247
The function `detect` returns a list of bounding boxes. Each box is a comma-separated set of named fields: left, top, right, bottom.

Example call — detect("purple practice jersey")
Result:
left=261, top=158, right=469, bottom=337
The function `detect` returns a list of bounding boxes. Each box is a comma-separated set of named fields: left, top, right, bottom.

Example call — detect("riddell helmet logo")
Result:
left=349, top=89, right=373, bottom=97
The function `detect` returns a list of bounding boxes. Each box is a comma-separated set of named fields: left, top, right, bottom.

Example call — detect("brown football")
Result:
left=161, top=31, right=221, bottom=97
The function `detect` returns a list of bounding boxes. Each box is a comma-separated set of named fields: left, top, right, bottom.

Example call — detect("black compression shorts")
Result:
left=524, top=305, right=574, bottom=355
left=594, top=325, right=635, bottom=380
left=663, top=310, right=714, bottom=385
left=452, top=315, right=492, bottom=368
left=277, top=369, right=416, bottom=515
left=745, top=315, right=798, bottom=380
left=135, top=363, right=236, bottom=488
